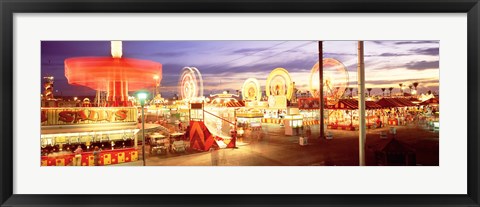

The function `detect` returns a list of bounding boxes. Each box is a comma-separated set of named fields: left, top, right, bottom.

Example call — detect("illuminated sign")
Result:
left=41, top=107, right=137, bottom=126
left=190, top=103, right=203, bottom=109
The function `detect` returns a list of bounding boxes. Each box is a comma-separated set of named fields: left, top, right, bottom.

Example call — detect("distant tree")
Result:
left=408, top=85, right=413, bottom=93
left=381, top=88, right=386, bottom=97
left=413, top=82, right=419, bottom=91
left=399, top=83, right=403, bottom=94
left=367, top=88, right=372, bottom=97
left=388, top=87, right=394, bottom=96
left=349, top=88, right=353, bottom=98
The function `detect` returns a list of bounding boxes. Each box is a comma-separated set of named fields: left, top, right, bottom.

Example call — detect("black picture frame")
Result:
left=1, top=0, right=479, bottom=206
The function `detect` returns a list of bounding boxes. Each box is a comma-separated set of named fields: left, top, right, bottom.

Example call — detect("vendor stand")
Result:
left=40, top=107, right=141, bottom=166
left=236, top=108, right=264, bottom=129
left=326, top=99, right=383, bottom=130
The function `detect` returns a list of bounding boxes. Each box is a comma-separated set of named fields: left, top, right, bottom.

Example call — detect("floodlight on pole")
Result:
left=137, top=92, right=147, bottom=166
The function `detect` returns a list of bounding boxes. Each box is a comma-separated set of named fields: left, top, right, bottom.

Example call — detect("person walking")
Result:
left=93, top=146, right=101, bottom=166
left=210, top=148, right=219, bottom=166
left=73, top=145, right=83, bottom=166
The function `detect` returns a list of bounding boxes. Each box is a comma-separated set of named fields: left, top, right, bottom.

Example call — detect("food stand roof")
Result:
left=420, top=97, right=439, bottom=105
left=326, top=99, right=383, bottom=110
left=376, top=98, right=417, bottom=108
left=226, top=100, right=245, bottom=107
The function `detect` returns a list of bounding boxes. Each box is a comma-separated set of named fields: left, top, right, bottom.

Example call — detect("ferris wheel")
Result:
left=309, top=58, right=349, bottom=105
left=242, top=78, right=261, bottom=101
left=266, top=68, right=294, bottom=100
left=178, top=67, right=204, bottom=100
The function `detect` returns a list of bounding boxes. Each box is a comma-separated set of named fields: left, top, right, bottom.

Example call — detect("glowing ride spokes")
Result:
left=309, top=58, right=349, bottom=105
left=242, top=78, right=261, bottom=101
left=179, top=67, right=204, bottom=101
left=265, top=68, right=294, bottom=100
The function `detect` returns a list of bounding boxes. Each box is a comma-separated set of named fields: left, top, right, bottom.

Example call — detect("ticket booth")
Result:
left=284, top=114, right=303, bottom=136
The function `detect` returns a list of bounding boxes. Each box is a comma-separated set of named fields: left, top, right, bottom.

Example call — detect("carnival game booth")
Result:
left=244, top=101, right=275, bottom=124
left=236, top=108, right=264, bottom=130
left=297, top=97, right=321, bottom=126
left=41, top=107, right=140, bottom=166
left=419, top=97, right=440, bottom=131
left=261, top=95, right=288, bottom=124
left=376, top=98, right=418, bottom=126
left=326, top=99, right=383, bottom=131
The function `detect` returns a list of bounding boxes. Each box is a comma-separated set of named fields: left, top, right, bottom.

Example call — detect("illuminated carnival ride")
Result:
left=242, top=78, right=262, bottom=102
left=178, top=67, right=204, bottom=101
left=41, top=41, right=163, bottom=166
left=65, top=41, right=162, bottom=107
left=177, top=67, right=236, bottom=150
left=309, top=58, right=349, bottom=105
left=265, top=68, right=294, bottom=101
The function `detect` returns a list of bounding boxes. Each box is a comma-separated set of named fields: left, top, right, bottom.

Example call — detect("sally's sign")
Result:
left=41, top=107, right=137, bottom=126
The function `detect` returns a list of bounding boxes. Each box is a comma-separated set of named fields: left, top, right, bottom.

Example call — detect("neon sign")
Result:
left=41, top=107, right=137, bottom=126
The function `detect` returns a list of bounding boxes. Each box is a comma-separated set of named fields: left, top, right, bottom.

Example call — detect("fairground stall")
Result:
left=236, top=108, right=264, bottom=130
left=297, top=97, right=321, bottom=126
left=376, top=98, right=418, bottom=126
left=419, top=97, right=440, bottom=131
left=325, top=99, right=383, bottom=130
left=41, top=107, right=140, bottom=166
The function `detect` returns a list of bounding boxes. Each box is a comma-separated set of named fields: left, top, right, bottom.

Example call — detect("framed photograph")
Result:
left=1, top=0, right=479, bottom=206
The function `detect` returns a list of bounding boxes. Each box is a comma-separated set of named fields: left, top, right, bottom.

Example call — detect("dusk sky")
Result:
left=41, top=40, right=439, bottom=98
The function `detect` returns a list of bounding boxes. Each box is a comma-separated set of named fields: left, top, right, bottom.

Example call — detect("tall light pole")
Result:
left=318, top=41, right=325, bottom=139
left=138, top=92, right=147, bottom=166
left=357, top=41, right=366, bottom=166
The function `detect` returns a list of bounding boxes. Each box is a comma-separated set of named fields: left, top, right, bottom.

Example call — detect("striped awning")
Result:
left=326, top=99, right=383, bottom=110
left=226, top=100, right=245, bottom=107
left=376, top=98, right=417, bottom=108
left=420, top=97, right=439, bottom=105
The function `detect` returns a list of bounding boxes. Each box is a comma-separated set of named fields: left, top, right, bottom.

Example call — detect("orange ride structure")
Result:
left=65, top=41, right=162, bottom=107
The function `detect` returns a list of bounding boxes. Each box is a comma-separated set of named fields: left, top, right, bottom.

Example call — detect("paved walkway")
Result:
left=112, top=123, right=439, bottom=166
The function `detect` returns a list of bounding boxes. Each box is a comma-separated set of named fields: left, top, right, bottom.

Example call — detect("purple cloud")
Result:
left=410, top=47, right=439, bottom=56
left=405, top=60, right=439, bottom=70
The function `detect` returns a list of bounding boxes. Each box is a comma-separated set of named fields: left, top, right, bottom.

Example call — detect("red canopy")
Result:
left=420, top=97, right=439, bottom=105
left=226, top=100, right=245, bottom=107
left=326, top=99, right=383, bottom=110
left=376, top=98, right=416, bottom=108
left=65, top=57, right=162, bottom=107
